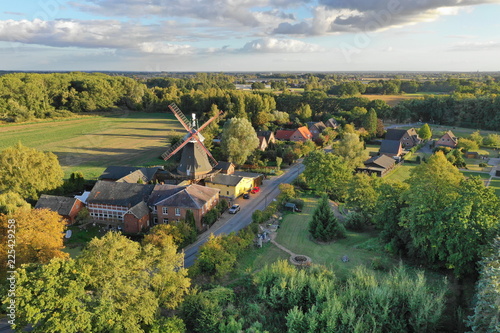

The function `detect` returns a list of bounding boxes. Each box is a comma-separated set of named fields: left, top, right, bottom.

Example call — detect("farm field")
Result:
left=361, top=93, right=435, bottom=107
left=0, top=112, right=184, bottom=179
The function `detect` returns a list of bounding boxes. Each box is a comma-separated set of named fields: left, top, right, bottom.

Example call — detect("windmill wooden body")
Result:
left=161, top=103, right=222, bottom=180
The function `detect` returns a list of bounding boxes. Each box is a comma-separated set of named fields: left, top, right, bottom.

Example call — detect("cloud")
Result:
left=272, top=0, right=500, bottom=35
left=449, top=40, right=500, bottom=51
left=70, top=0, right=300, bottom=30
left=0, top=19, right=194, bottom=53
left=138, top=42, right=194, bottom=55
left=241, top=38, right=324, bottom=53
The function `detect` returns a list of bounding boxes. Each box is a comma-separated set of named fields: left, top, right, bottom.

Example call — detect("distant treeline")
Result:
left=2, top=72, right=500, bottom=130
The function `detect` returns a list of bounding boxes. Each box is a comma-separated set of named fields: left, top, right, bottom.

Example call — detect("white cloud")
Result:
left=273, top=0, right=500, bottom=35
left=241, top=38, right=324, bottom=53
left=138, top=42, right=194, bottom=55
left=0, top=19, right=197, bottom=54
left=449, top=40, right=500, bottom=51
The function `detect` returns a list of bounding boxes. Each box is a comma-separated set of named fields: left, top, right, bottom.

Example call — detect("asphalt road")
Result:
left=183, top=161, right=305, bottom=267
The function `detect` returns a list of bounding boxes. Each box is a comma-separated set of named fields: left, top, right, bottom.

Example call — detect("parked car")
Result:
left=243, top=193, right=250, bottom=199
left=228, top=204, right=241, bottom=214
left=250, top=187, right=260, bottom=194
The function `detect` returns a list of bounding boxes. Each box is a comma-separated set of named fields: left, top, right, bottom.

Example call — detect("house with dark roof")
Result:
left=385, top=128, right=421, bottom=148
left=205, top=173, right=254, bottom=200
left=35, top=195, right=84, bottom=224
left=379, top=140, right=403, bottom=157
left=436, top=130, right=458, bottom=148
left=325, top=118, right=339, bottom=129
left=213, top=161, right=235, bottom=175
left=99, top=166, right=161, bottom=183
left=357, top=155, right=396, bottom=177
left=148, top=184, right=220, bottom=230
left=87, top=181, right=155, bottom=233
left=307, top=121, right=327, bottom=139
left=275, top=126, right=312, bottom=142
left=256, top=131, right=276, bottom=144
left=257, top=136, right=268, bottom=151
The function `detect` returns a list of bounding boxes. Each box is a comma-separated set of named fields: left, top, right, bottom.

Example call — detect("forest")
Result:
left=2, top=72, right=500, bottom=130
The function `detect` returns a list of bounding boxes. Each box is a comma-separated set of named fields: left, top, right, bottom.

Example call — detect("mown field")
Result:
left=0, top=112, right=184, bottom=179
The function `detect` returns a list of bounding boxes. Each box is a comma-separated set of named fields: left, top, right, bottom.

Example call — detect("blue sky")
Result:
left=0, top=0, right=499, bottom=71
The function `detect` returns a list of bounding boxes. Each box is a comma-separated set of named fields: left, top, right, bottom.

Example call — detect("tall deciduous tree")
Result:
left=0, top=208, right=68, bottom=271
left=11, top=232, right=191, bottom=332
left=221, top=117, right=259, bottom=165
left=303, top=150, right=352, bottom=200
left=400, top=152, right=464, bottom=264
left=0, top=191, right=30, bottom=214
left=309, top=195, right=345, bottom=242
left=418, top=123, right=432, bottom=140
left=334, top=132, right=368, bottom=169
left=0, top=142, right=63, bottom=200
left=469, top=130, right=483, bottom=146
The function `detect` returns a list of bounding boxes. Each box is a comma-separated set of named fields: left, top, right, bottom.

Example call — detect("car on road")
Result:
left=228, top=204, right=241, bottom=214
left=250, top=187, right=260, bottom=194
left=243, top=193, right=250, bottom=199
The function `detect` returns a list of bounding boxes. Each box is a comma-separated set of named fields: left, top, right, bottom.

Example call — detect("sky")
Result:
left=0, top=0, right=499, bottom=72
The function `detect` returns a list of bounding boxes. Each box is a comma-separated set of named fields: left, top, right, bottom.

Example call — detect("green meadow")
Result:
left=0, top=112, right=184, bottom=179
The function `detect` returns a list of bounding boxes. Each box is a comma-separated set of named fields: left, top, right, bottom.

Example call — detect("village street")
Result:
left=183, top=161, right=305, bottom=267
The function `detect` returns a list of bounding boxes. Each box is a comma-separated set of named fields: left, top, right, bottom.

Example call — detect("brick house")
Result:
left=35, top=195, right=84, bottom=224
left=275, top=126, right=313, bottom=142
left=436, top=130, right=458, bottom=148
left=307, top=121, right=327, bottom=140
left=148, top=184, right=220, bottom=230
left=385, top=128, right=421, bottom=149
left=87, top=181, right=154, bottom=232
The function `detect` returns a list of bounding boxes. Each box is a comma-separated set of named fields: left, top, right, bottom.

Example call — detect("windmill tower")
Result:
left=161, top=103, right=222, bottom=180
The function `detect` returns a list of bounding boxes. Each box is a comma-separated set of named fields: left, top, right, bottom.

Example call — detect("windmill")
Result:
left=161, top=103, right=222, bottom=180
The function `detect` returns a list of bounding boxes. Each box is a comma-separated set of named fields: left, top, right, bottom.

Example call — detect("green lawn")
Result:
left=63, top=224, right=107, bottom=258
left=0, top=112, right=184, bottom=179
left=385, top=163, right=418, bottom=182
left=461, top=171, right=491, bottom=179
left=274, top=196, right=398, bottom=280
left=365, top=144, right=380, bottom=156
left=488, top=178, right=500, bottom=196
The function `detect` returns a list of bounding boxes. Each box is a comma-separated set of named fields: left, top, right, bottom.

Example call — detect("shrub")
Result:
left=202, top=209, right=218, bottom=226
left=287, top=198, right=304, bottom=210
left=344, top=211, right=368, bottom=231
left=479, top=162, right=488, bottom=168
left=217, top=199, right=229, bottom=215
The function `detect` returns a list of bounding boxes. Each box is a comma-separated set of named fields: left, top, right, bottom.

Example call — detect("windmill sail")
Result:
left=161, top=103, right=222, bottom=180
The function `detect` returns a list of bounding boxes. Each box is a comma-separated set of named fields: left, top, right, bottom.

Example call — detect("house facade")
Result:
left=149, top=184, right=220, bottom=230
left=385, top=128, right=421, bottom=148
left=307, top=121, right=326, bottom=139
left=87, top=181, right=154, bottom=232
left=437, top=130, right=458, bottom=148
left=35, top=195, right=84, bottom=224
left=275, top=126, right=312, bottom=142
left=205, top=174, right=254, bottom=200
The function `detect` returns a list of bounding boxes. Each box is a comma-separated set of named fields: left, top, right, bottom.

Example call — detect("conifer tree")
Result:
left=309, top=195, right=346, bottom=242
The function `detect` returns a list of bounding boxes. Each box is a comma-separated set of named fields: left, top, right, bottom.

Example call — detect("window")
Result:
left=153, top=206, right=157, bottom=213
left=162, top=207, right=168, bottom=214
left=153, top=217, right=158, bottom=225
left=175, top=208, right=181, bottom=216
left=163, top=218, right=168, bottom=224
left=227, top=191, right=229, bottom=195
